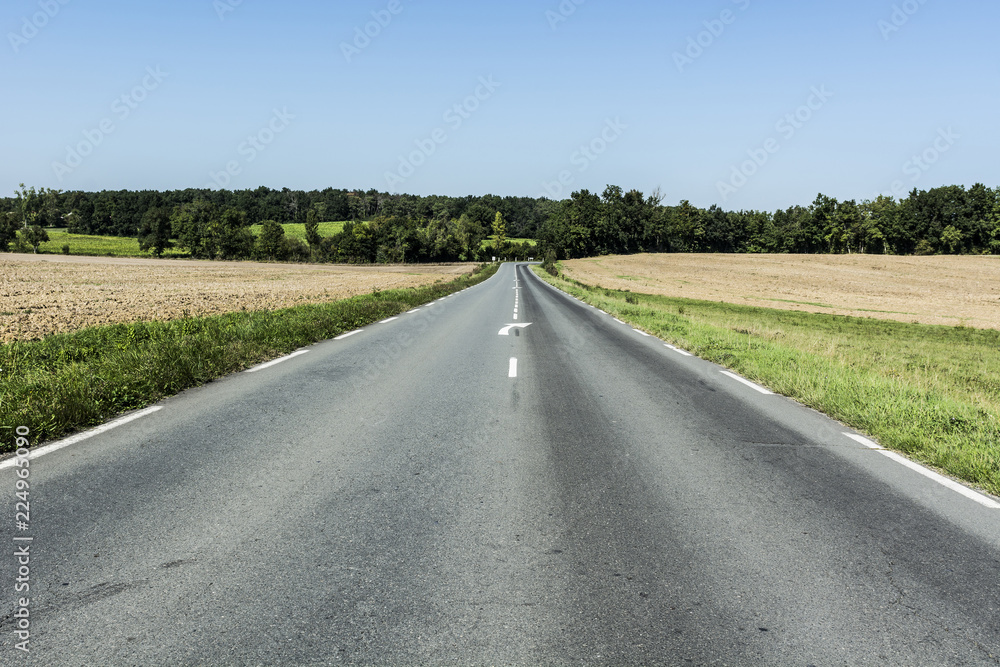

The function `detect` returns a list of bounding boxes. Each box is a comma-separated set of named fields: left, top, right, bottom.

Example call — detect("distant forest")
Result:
left=2, top=183, right=999, bottom=262
left=0, top=187, right=550, bottom=262
left=538, top=184, right=1000, bottom=258
left=0, top=187, right=548, bottom=239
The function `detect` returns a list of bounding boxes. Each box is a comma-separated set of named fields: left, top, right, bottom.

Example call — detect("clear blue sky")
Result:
left=2, top=0, right=997, bottom=211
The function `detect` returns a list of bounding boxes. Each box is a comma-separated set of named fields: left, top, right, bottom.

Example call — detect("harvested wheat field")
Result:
left=562, top=254, right=1000, bottom=330
left=0, top=254, right=474, bottom=342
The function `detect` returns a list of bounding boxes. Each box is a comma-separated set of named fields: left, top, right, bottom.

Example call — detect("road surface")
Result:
left=3, top=262, right=999, bottom=665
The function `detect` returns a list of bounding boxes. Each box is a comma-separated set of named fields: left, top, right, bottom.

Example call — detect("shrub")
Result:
left=541, top=249, right=559, bottom=276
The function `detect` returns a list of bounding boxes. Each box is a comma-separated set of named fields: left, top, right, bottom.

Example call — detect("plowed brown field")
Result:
left=562, top=254, right=1000, bottom=330
left=1, top=254, right=474, bottom=342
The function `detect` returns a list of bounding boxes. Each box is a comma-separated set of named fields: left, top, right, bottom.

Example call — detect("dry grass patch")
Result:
left=562, top=254, right=1000, bottom=330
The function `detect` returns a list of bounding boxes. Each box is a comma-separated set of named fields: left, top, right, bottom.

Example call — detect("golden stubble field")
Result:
left=0, top=254, right=475, bottom=342
left=562, top=254, right=1000, bottom=330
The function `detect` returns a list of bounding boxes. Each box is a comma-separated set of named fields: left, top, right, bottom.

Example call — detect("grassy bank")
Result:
left=249, top=220, right=347, bottom=239
left=33, top=223, right=352, bottom=258
left=534, top=266, right=1000, bottom=496
left=0, top=263, right=497, bottom=451
left=24, top=225, right=538, bottom=260
left=35, top=229, right=189, bottom=258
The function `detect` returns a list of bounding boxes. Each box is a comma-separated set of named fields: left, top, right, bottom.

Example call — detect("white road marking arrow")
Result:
left=499, top=323, right=532, bottom=336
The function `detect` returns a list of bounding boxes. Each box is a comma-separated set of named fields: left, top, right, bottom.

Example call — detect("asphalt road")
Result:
left=3, top=262, right=1000, bottom=665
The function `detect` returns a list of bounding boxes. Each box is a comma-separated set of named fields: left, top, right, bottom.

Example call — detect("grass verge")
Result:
left=249, top=220, right=347, bottom=240
left=534, top=266, right=1000, bottom=496
left=35, top=229, right=189, bottom=258
left=0, top=263, right=498, bottom=452
left=32, top=222, right=350, bottom=258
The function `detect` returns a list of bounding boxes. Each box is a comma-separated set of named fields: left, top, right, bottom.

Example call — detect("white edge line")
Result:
left=613, top=318, right=627, bottom=325
left=543, top=259, right=1000, bottom=511
left=633, top=329, right=651, bottom=337
left=527, top=276, right=997, bottom=507
left=843, top=432, right=882, bottom=450
left=334, top=330, right=363, bottom=340
left=509, top=358, right=518, bottom=378
left=0, top=406, right=163, bottom=469
left=379, top=317, right=399, bottom=324
left=245, top=349, right=310, bottom=373
left=407, top=308, right=421, bottom=313
left=843, top=432, right=999, bottom=508
left=879, top=450, right=1000, bottom=509
left=720, top=371, right=773, bottom=395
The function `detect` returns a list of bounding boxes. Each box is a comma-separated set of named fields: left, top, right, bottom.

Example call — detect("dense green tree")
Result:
left=21, top=225, right=49, bottom=253
left=0, top=212, right=20, bottom=251
left=254, top=220, right=286, bottom=260
left=66, top=194, right=94, bottom=233
left=538, top=191, right=595, bottom=259
left=138, top=207, right=173, bottom=256
left=305, top=209, right=321, bottom=249
left=15, top=184, right=41, bottom=228
left=990, top=198, right=1000, bottom=254
left=809, top=193, right=840, bottom=253
left=422, top=217, right=460, bottom=261
left=217, top=207, right=254, bottom=260
left=171, top=200, right=219, bottom=259
left=619, top=189, right=653, bottom=252
left=701, top=205, right=740, bottom=252
left=282, top=236, right=310, bottom=262
left=595, top=186, right=627, bottom=254
left=643, top=201, right=672, bottom=252
left=492, top=211, right=508, bottom=256
left=457, top=213, right=486, bottom=260
left=740, top=210, right=776, bottom=253
left=903, top=186, right=972, bottom=254
left=834, top=200, right=862, bottom=253
left=858, top=197, right=893, bottom=254
left=770, top=206, right=814, bottom=253
left=670, top=200, right=705, bottom=252
left=940, top=225, right=963, bottom=254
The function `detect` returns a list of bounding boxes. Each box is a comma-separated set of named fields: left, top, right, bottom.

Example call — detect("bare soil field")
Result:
left=562, top=254, right=1000, bottom=330
left=0, top=254, right=474, bottom=342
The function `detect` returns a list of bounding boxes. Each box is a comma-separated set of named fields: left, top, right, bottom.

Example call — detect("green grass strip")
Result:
left=534, top=266, right=1000, bottom=497
left=249, top=220, right=348, bottom=240
left=0, top=263, right=498, bottom=451
left=37, top=229, right=190, bottom=258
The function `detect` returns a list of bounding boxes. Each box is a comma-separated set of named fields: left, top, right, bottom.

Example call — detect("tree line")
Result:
left=0, top=186, right=550, bottom=240
left=539, top=184, right=1000, bottom=258
left=5, top=182, right=999, bottom=262
left=305, top=211, right=534, bottom=264
left=136, top=200, right=534, bottom=263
